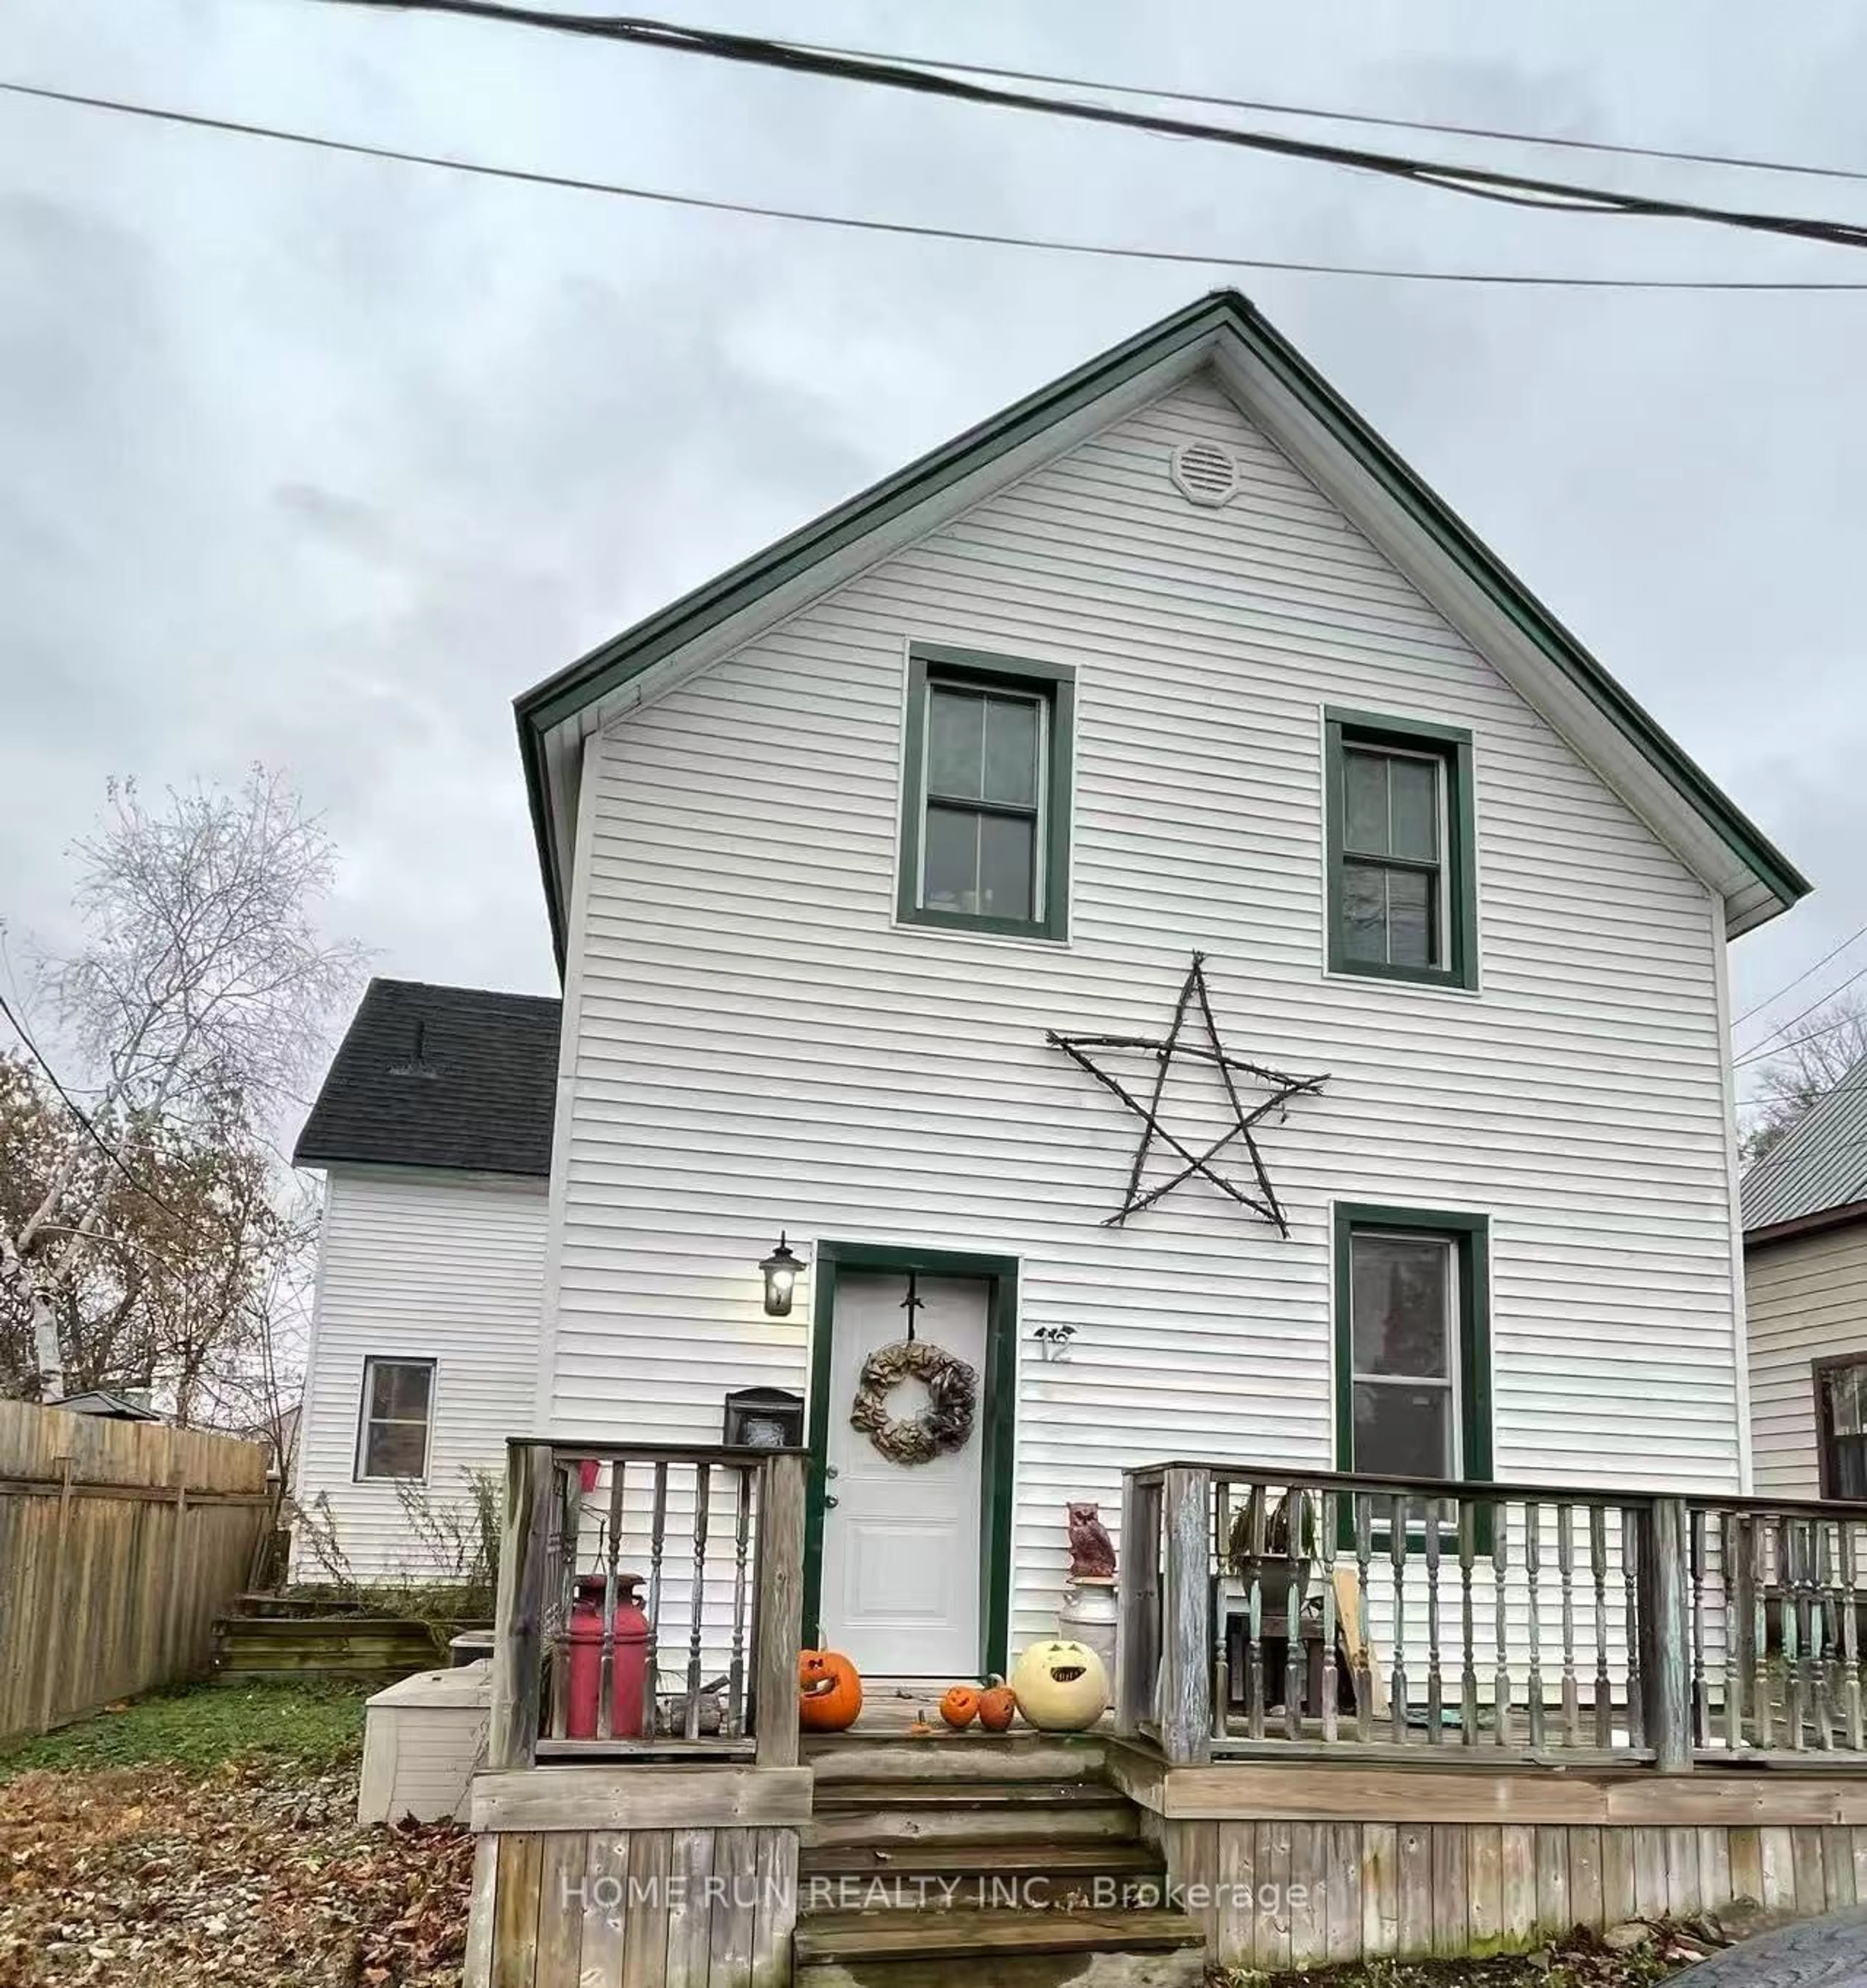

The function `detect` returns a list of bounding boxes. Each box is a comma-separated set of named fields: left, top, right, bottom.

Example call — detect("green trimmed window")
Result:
left=1324, top=710, right=1477, bottom=989
left=897, top=644, right=1074, bottom=940
left=1334, top=1205, right=1491, bottom=1489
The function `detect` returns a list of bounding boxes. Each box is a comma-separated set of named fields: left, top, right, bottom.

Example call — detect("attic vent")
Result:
left=1169, top=440, right=1239, bottom=508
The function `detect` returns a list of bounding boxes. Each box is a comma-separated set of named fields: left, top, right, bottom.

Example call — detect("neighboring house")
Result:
left=296, top=291, right=1807, bottom=1674
left=291, top=979, right=559, bottom=1578
left=50, top=1389, right=164, bottom=1423
left=1743, top=1055, right=1867, bottom=1499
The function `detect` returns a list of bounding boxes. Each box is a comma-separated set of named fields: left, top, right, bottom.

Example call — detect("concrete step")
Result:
left=799, top=1838, right=1167, bottom=1911
left=808, top=1780, right=1138, bottom=1848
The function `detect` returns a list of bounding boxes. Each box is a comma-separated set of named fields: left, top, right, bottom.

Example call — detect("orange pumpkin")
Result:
left=908, top=1709, right=934, bottom=1737
left=797, top=1648, right=863, bottom=1731
left=939, top=1686, right=981, bottom=1730
left=977, top=1684, right=1017, bottom=1732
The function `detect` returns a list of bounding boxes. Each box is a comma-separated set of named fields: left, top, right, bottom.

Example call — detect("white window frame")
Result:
left=918, top=677, right=1052, bottom=924
left=1348, top=1229, right=1462, bottom=1479
left=354, top=1356, right=436, bottom=1483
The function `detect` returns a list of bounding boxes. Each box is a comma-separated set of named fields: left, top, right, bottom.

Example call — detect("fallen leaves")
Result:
left=0, top=1755, right=473, bottom=1987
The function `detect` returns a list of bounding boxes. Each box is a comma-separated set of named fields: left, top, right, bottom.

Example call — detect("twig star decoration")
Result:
left=1046, top=952, right=1327, bottom=1236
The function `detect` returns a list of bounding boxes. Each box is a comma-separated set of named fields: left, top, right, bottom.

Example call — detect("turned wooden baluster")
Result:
left=1390, top=1495, right=1409, bottom=1744
left=1424, top=1498, right=1444, bottom=1744
left=1814, top=1519, right=1837, bottom=1751
left=597, top=1461, right=624, bottom=1741
left=1723, top=1512, right=1747, bottom=1754
left=1590, top=1505, right=1614, bottom=1748
left=1622, top=1506, right=1647, bottom=1749
left=1459, top=1500, right=1479, bottom=1747
left=1844, top=1520, right=1865, bottom=1752
left=1246, top=1488, right=1267, bottom=1741
left=684, top=1461, right=711, bottom=1740
left=1320, top=1491, right=1340, bottom=1744
left=1285, top=1490, right=1308, bottom=1740
left=1752, top=1513, right=1774, bottom=1750
left=1212, top=1480, right=1232, bottom=1742
left=1525, top=1502, right=1545, bottom=1749
left=548, top=1462, right=577, bottom=1740
left=1493, top=1500, right=1513, bottom=1748
left=641, top=1461, right=669, bottom=1738
left=1557, top=1501, right=1580, bottom=1747
left=1689, top=1508, right=1710, bottom=1748
left=1354, top=1495, right=1375, bottom=1743
left=1783, top=1515, right=1809, bottom=1751
left=727, top=1465, right=753, bottom=1739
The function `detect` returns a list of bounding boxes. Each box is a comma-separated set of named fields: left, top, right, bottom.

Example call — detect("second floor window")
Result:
left=897, top=645, right=1074, bottom=941
left=1325, top=710, right=1478, bottom=991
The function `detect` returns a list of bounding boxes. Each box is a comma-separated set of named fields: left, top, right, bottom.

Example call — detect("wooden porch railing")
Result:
left=1119, top=1463, right=1867, bottom=1771
left=487, top=1440, right=807, bottom=1772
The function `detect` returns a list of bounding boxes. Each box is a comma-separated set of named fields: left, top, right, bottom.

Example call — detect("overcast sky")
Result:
left=5, top=0, right=1866, bottom=1111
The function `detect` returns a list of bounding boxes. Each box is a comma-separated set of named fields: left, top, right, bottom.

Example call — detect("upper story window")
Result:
left=1324, top=709, right=1477, bottom=991
left=897, top=644, right=1075, bottom=942
left=355, top=1357, right=435, bottom=1481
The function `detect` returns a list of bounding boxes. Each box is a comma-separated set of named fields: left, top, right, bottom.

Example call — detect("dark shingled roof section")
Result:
left=293, top=978, right=561, bottom=1177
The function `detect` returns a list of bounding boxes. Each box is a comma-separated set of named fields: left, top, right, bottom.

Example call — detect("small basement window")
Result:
left=896, top=644, right=1075, bottom=941
left=356, top=1358, right=435, bottom=1481
left=1324, top=710, right=1477, bottom=990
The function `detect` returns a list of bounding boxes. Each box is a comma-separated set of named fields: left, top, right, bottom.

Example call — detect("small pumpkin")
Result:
left=1008, top=1638, right=1109, bottom=1732
left=908, top=1709, right=934, bottom=1737
left=797, top=1648, right=863, bottom=1731
left=939, top=1685, right=981, bottom=1730
left=977, top=1683, right=1017, bottom=1732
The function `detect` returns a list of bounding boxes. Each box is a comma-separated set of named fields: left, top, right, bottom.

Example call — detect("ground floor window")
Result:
left=355, top=1357, right=435, bottom=1481
left=1333, top=1204, right=1491, bottom=1487
left=1816, top=1355, right=1867, bottom=1499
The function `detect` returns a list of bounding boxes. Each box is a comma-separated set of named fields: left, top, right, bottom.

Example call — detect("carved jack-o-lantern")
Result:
left=1009, top=1638, right=1109, bottom=1731
left=939, top=1685, right=981, bottom=1729
left=797, top=1648, right=863, bottom=1731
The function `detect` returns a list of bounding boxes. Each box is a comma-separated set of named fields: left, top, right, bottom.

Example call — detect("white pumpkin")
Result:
left=1009, top=1637, right=1109, bottom=1731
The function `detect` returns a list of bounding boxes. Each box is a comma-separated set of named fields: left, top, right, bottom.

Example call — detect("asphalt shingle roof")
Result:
left=1741, top=1051, right=1867, bottom=1234
left=293, top=978, right=560, bottom=1177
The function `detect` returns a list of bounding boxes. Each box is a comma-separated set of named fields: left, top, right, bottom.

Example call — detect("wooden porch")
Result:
left=466, top=1442, right=1867, bottom=1987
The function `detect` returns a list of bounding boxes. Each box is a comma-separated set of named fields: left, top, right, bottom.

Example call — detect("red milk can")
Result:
left=565, top=1573, right=651, bottom=1739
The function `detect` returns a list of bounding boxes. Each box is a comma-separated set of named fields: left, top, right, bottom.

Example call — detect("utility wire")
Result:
left=315, top=1, right=1867, bottom=254
left=1735, top=992, right=1867, bottom=1069
left=1733, top=921, right=1867, bottom=1030
left=787, top=31, right=1867, bottom=192
left=10, top=79, right=1867, bottom=293
left=0, top=991, right=187, bottom=1220
left=1734, top=957, right=1867, bottom=1064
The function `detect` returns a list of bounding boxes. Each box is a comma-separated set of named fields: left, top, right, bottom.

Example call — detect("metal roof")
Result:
left=1741, top=1052, right=1867, bottom=1234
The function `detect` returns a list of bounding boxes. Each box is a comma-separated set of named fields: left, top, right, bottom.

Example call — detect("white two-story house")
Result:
left=293, top=290, right=1806, bottom=1682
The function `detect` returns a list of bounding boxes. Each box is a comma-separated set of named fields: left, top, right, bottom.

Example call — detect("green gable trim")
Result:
left=1323, top=707, right=1478, bottom=992
left=896, top=644, right=1075, bottom=944
left=519, top=289, right=1807, bottom=967
left=801, top=1240, right=1020, bottom=1682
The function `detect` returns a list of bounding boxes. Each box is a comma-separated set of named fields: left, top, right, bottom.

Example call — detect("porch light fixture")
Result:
left=759, top=1233, right=803, bottom=1317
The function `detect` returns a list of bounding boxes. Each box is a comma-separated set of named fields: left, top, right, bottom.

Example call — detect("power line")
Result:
left=1735, top=996, right=1867, bottom=1069
left=315, top=1, right=1867, bottom=254
left=1734, top=957, right=1867, bottom=1064
left=787, top=30, right=1867, bottom=192
left=0, top=991, right=187, bottom=1220
left=10, top=78, right=1867, bottom=293
left=1733, top=921, right=1867, bottom=1030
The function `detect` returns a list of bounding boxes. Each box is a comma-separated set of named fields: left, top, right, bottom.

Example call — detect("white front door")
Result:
left=819, top=1272, right=989, bottom=1678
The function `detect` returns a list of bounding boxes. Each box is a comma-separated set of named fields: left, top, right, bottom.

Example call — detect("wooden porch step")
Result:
left=809, top=1779, right=1138, bottom=1848
left=805, top=1734, right=1108, bottom=1784
left=799, top=1838, right=1165, bottom=1897
left=795, top=1905, right=1204, bottom=1965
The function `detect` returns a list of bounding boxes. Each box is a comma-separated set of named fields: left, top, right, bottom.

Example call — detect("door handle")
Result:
left=824, top=1493, right=840, bottom=1509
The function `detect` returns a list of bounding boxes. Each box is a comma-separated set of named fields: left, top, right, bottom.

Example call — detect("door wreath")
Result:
left=849, top=1340, right=977, bottom=1465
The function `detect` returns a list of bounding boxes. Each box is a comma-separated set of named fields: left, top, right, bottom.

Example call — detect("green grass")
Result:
left=0, top=1679, right=371, bottom=1780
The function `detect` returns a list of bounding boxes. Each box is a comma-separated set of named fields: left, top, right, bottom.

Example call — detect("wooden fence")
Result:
left=0, top=1400, right=272, bottom=1742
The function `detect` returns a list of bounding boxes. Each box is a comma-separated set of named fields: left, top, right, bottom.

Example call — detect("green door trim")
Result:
left=802, top=1240, right=1020, bottom=1682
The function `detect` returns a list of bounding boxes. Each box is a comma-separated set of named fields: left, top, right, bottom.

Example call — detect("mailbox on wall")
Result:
left=722, top=1386, right=804, bottom=1450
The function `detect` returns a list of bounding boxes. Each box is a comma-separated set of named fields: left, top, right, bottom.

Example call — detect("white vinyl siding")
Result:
left=1747, top=1222, right=1867, bottom=1498
left=294, top=1167, right=546, bottom=1580
left=542, top=369, right=1740, bottom=1651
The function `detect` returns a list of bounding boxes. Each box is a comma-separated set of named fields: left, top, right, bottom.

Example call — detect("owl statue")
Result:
left=1066, top=1500, right=1117, bottom=1581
